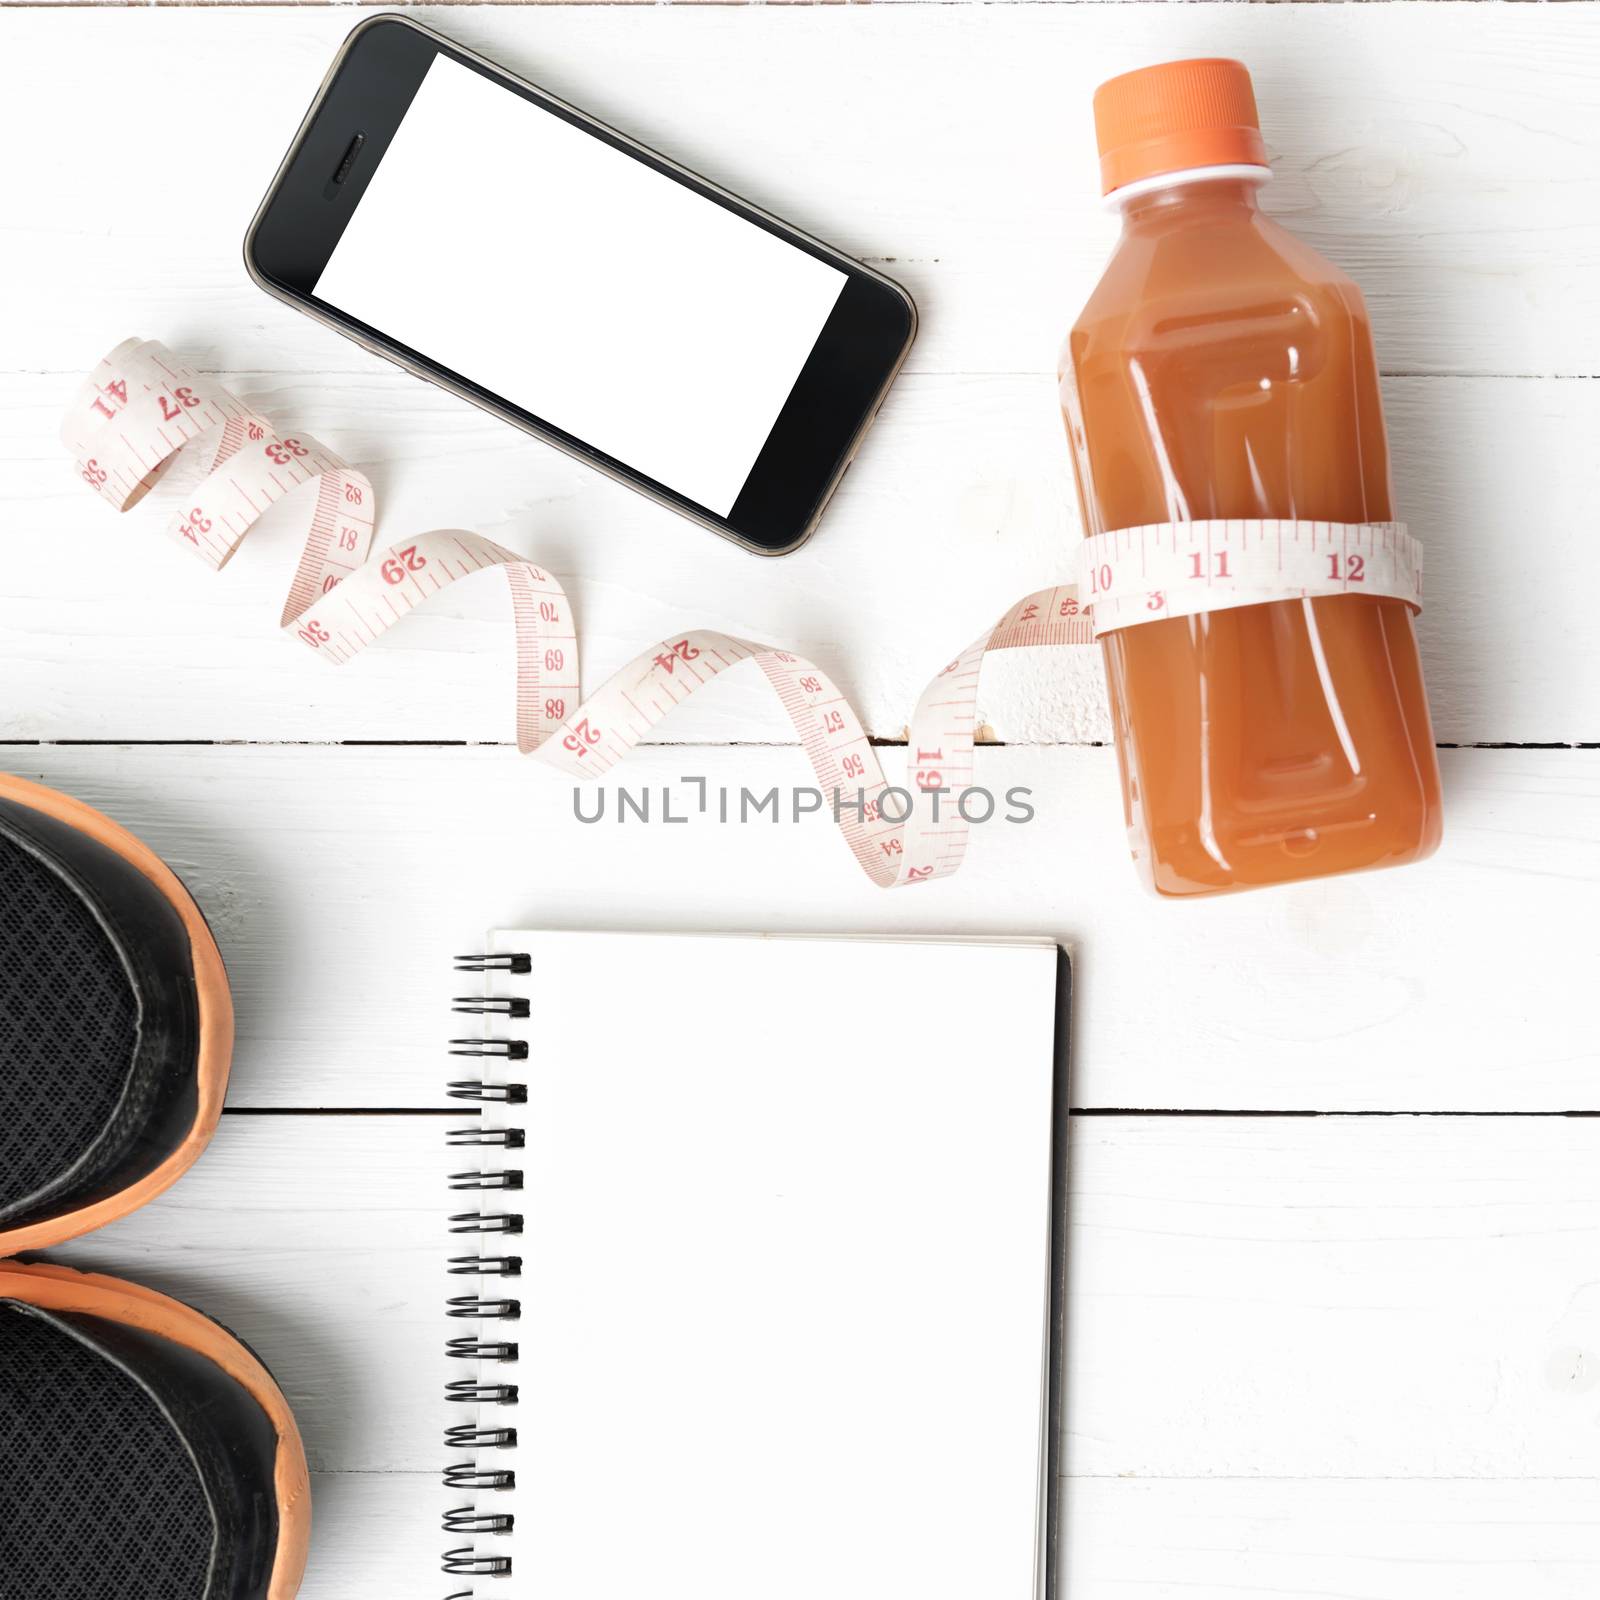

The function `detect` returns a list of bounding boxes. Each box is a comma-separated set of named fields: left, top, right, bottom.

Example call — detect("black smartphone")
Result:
left=245, top=15, right=916, bottom=556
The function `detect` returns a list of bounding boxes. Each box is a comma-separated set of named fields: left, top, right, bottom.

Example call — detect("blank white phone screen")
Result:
left=314, top=55, right=848, bottom=517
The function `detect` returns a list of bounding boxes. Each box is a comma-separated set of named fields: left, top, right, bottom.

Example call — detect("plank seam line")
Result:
left=1068, top=1107, right=1600, bottom=1119
left=309, top=1467, right=1600, bottom=1482
left=223, top=1106, right=458, bottom=1117
left=2, top=1, right=1590, bottom=11
left=10, top=365, right=1594, bottom=381
left=2, top=739, right=1596, bottom=751
left=218, top=1107, right=1600, bottom=1119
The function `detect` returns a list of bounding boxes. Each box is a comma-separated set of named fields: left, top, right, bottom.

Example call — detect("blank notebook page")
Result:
left=488, top=931, right=1060, bottom=1599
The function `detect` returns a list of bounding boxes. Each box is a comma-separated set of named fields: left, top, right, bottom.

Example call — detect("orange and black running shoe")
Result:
left=0, top=1260, right=311, bottom=1599
left=0, top=774, right=233, bottom=1254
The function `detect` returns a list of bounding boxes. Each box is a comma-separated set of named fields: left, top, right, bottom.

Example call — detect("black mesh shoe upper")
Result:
left=0, top=1299, right=282, bottom=1600
left=0, top=829, right=140, bottom=1207
left=0, top=794, right=204, bottom=1234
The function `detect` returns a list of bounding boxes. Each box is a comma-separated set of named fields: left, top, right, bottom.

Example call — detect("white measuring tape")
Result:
left=62, top=338, right=1422, bottom=888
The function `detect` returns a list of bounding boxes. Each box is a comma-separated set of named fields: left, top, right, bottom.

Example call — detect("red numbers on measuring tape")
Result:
left=1088, top=563, right=1114, bottom=595
left=1187, top=550, right=1231, bottom=581
left=90, top=378, right=127, bottom=421
left=178, top=507, right=211, bottom=545
left=652, top=639, right=701, bottom=675
left=264, top=438, right=309, bottom=467
left=1328, top=553, right=1366, bottom=583
left=86, top=373, right=197, bottom=427
left=157, top=388, right=198, bottom=423
left=380, top=545, right=427, bottom=585
left=297, top=620, right=331, bottom=649
left=562, top=717, right=601, bottom=757
left=544, top=698, right=566, bottom=722
left=538, top=601, right=560, bottom=623
left=80, top=459, right=108, bottom=489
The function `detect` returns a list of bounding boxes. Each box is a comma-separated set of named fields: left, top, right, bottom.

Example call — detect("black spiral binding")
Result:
left=443, top=953, right=530, bottom=1595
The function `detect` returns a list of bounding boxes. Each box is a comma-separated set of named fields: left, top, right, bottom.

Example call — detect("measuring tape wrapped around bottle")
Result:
left=62, top=338, right=1423, bottom=888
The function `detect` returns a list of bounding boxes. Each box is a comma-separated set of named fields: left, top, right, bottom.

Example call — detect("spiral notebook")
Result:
left=443, top=931, right=1070, bottom=1599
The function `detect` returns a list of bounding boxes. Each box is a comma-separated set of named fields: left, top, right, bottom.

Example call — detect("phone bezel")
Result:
left=244, top=14, right=916, bottom=556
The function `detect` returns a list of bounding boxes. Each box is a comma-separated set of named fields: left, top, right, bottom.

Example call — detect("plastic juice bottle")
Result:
left=1060, top=58, right=1442, bottom=896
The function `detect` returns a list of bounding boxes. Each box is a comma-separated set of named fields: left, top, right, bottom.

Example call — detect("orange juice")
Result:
left=1061, top=59, right=1442, bottom=896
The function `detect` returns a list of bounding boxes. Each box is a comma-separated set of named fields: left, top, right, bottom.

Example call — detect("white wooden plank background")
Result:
left=3, top=2, right=1598, bottom=1597
left=8, top=8, right=1598, bottom=379
left=296, top=1475, right=1600, bottom=1600
left=4, top=370, right=1595, bottom=746
left=3, top=740, right=1593, bottom=1114
left=51, top=1115, right=1600, bottom=1596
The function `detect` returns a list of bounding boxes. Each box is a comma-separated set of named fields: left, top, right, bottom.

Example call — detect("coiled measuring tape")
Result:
left=63, top=338, right=1423, bottom=888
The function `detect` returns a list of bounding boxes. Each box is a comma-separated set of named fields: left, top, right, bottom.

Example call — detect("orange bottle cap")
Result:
left=1093, top=58, right=1268, bottom=197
